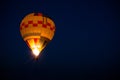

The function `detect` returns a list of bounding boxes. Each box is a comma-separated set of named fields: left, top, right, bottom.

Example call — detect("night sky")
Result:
left=0, top=0, right=120, bottom=80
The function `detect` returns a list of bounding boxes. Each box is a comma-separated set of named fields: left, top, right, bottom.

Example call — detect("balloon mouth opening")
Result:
left=32, top=48, right=41, bottom=57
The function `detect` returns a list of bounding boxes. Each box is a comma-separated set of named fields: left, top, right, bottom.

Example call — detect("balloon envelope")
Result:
left=20, top=13, right=55, bottom=57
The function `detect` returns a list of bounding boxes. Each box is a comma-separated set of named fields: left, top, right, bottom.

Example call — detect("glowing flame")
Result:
left=32, top=48, right=40, bottom=57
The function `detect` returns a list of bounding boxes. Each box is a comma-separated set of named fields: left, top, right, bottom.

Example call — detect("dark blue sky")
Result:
left=0, top=0, right=120, bottom=80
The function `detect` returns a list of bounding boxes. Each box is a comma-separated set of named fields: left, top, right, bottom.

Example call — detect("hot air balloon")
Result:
left=20, top=13, right=55, bottom=58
